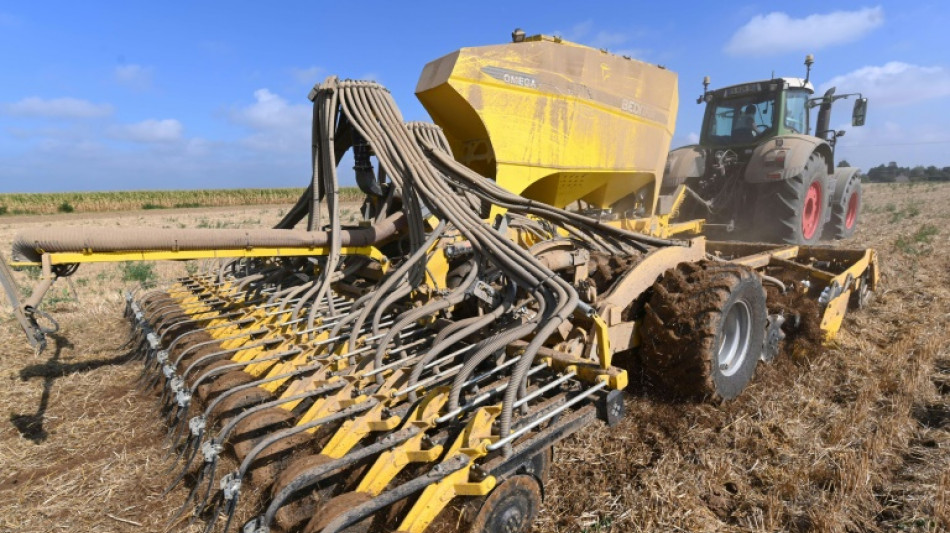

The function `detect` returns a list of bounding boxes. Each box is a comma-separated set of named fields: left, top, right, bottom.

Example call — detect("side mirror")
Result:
left=852, top=98, right=868, bottom=127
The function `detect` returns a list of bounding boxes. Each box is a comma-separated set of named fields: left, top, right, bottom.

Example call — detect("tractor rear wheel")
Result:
left=640, top=261, right=767, bottom=401
left=753, top=152, right=829, bottom=245
left=824, top=174, right=862, bottom=240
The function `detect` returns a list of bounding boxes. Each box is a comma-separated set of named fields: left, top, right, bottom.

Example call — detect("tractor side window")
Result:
left=785, top=91, right=808, bottom=134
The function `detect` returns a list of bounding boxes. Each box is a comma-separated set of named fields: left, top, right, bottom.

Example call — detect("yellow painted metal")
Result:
left=9, top=245, right=389, bottom=268
left=820, top=290, right=851, bottom=341
left=417, top=34, right=678, bottom=218
left=819, top=248, right=877, bottom=339
left=603, top=187, right=704, bottom=238
left=355, top=388, right=450, bottom=496
left=424, top=246, right=450, bottom=290
left=396, top=405, right=501, bottom=533
left=705, top=241, right=878, bottom=340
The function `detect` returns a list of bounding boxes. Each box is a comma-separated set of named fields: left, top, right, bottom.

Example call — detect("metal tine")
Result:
left=210, top=402, right=378, bottom=519
left=169, top=360, right=324, bottom=464
left=184, top=316, right=409, bottom=489
left=172, top=317, right=424, bottom=514
left=163, top=346, right=303, bottom=446
left=170, top=381, right=348, bottom=489
left=219, top=490, right=240, bottom=533
left=159, top=339, right=276, bottom=416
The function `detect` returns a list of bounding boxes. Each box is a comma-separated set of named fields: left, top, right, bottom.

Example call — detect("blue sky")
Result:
left=1, top=1, right=948, bottom=192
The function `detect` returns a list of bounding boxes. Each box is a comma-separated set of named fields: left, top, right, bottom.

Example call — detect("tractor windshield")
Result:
left=702, top=94, right=776, bottom=146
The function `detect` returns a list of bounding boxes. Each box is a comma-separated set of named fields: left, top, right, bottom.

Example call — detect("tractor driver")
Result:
left=732, top=104, right=759, bottom=141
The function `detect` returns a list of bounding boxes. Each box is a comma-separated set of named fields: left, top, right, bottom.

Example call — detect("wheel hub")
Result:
left=717, top=300, right=751, bottom=377
left=802, top=181, right=822, bottom=239
left=845, top=190, right=859, bottom=229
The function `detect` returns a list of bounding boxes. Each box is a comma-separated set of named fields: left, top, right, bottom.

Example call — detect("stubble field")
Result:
left=0, top=183, right=947, bottom=533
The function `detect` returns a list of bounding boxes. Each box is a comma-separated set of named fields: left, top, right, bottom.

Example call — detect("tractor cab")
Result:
left=699, top=78, right=813, bottom=151
left=665, top=55, right=869, bottom=245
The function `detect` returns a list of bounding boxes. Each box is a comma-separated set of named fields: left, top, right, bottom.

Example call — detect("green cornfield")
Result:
left=0, top=187, right=364, bottom=215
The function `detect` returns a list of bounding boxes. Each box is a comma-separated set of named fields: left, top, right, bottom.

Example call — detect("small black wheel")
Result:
left=466, top=475, right=542, bottom=533
left=640, top=261, right=767, bottom=401
left=753, top=152, right=829, bottom=244
left=824, top=173, right=862, bottom=240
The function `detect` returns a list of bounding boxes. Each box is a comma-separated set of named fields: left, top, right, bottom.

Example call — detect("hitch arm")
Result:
left=0, top=252, right=58, bottom=353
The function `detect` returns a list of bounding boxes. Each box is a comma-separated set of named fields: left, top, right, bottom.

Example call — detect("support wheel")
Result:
left=824, top=173, right=861, bottom=240
left=465, top=475, right=542, bottom=533
left=640, top=261, right=767, bottom=401
left=753, top=152, right=829, bottom=244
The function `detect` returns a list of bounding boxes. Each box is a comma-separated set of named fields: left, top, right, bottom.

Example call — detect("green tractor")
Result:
left=665, top=55, right=868, bottom=245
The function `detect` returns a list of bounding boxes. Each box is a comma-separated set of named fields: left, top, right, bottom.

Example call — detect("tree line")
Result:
left=848, top=160, right=950, bottom=182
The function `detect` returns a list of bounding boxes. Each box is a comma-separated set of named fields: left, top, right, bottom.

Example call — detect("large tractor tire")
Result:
left=640, top=261, right=767, bottom=401
left=823, top=173, right=862, bottom=240
left=753, top=152, right=829, bottom=245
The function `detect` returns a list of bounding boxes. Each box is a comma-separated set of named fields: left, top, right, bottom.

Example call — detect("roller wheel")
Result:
left=465, top=475, right=542, bottom=533
left=753, top=152, right=829, bottom=244
left=824, top=174, right=861, bottom=240
left=640, top=261, right=766, bottom=401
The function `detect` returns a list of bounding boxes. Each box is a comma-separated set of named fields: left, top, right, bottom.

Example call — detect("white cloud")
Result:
left=558, top=21, right=632, bottom=52
left=231, top=89, right=309, bottom=130
left=725, top=6, right=884, bottom=56
left=566, top=20, right=593, bottom=40
left=589, top=30, right=628, bottom=50
left=291, top=66, right=324, bottom=85
left=835, top=121, right=950, bottom=168
left=3, top=97, right=113, bottom=119
left=821, top=62, right=950, bottom=107
left=229, top=89, right=310, bottom=152
left=114, top=64, right=153, bottom=91
left=108, top=119, right=183, bottom=143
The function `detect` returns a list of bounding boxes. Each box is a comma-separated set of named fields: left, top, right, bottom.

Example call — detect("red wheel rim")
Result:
left=845, top=190, right=859, bottom=229
left=802, top=181, right=822, bottom=239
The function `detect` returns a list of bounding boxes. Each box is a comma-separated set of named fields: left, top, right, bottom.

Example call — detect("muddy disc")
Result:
left=231, top=407, right=295, bottom=460
left=211, top=386, right=273, bottom=422
left=303, top=491, right=374, bottom=533
left=272, top=454, right=335, bottom=532
left=197, top=369, right=256, bottom=401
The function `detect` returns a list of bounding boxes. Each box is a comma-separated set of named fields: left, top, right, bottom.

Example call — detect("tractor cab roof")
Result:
left=712, top=77, right=814, bottom=99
